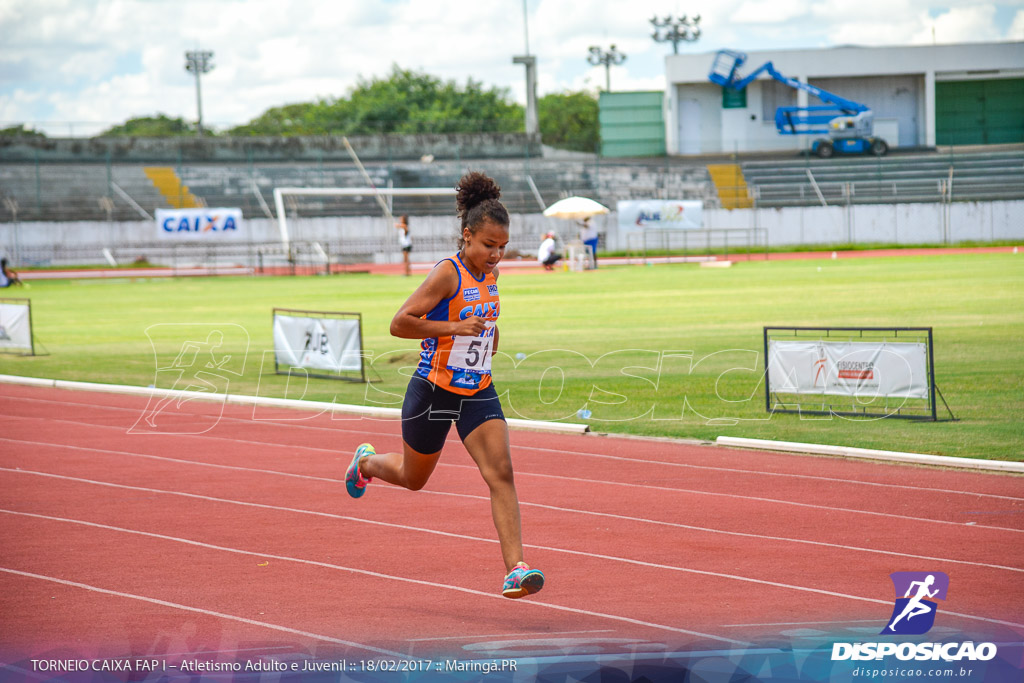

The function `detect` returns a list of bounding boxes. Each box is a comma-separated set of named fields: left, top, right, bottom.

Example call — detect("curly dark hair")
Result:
left=455, top=171, right=509, bottom=248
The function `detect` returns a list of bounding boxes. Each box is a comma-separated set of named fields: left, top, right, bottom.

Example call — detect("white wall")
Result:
left=4, top=201, right=1021, bottom=266
left=699, top=200, right=1024, bottom=246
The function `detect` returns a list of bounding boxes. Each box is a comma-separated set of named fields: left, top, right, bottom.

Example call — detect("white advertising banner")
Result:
left=156, top=208, right=243, bottom=240
left=273, top=314, right=362, bottom=373
left=617, top=200, right=704, bottom=232
left=768, top=340, right=929, bottom=399
left=0, top=301, right=32, bottom=353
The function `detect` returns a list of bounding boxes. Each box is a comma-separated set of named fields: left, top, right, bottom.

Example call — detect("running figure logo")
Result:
left=881, top=572, right=949, bottom=635
left=131, top=323, right=249, bottom=434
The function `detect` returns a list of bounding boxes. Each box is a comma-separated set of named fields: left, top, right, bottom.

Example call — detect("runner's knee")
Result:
left=404, top=473, right=430, bottom=491
left=480, top=458, right=515, bottom=489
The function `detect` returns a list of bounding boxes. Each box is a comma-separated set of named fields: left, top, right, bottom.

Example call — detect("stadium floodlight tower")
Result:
left=184, top=49, right=214, bottom=136
left=650, top=14, right=701, bottom=53
left=512, top=0, right=539, bottom=136
left=587, top=45, right=626, bottom=92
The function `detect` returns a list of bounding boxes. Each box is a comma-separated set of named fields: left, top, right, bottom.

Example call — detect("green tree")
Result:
left=227, top=66, right=524, bottom=136
left=98, top=114, right=197, bottom=137
left=227, top=102, right=333, bottom=136
left=538, top=91, right=600, bottom=152
left=0, top=124, right=47, bottom=138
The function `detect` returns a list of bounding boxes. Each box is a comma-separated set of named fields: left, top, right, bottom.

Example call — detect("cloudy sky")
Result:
left=2, top=0, right=1022, bottom=136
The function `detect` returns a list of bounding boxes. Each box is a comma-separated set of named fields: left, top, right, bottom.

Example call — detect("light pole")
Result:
left=185, top=49, right=214, bottom=136
left=512, top=0, right=539, bottom=136
left=650, top=14, right=701, bottom=53
left=587, top=44, right=626, bottom=92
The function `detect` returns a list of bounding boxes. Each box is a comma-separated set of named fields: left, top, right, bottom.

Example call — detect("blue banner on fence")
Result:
left=155, top=208, right=243, bottom=240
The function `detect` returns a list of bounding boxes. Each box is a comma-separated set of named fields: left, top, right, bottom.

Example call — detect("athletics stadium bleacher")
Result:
left=1, top=148, right=1022, bottom=224
left=741, top=149, right=1024, bottom=207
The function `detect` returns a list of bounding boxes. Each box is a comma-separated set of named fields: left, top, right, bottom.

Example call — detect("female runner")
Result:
left=346, top=171, right=544, bottom=599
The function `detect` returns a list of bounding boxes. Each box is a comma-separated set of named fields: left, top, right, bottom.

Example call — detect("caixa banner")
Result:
left=156, top=208, right=243, bottom=240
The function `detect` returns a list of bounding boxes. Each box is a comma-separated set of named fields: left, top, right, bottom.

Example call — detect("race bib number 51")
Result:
left=447, top=322, right=494, bottom=374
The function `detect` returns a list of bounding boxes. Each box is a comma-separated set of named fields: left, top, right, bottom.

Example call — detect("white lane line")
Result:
left=0, top=437, right=341, bottom=483
left=512, top=442, right=1024, bottom=502
left=0, top=566, right=409, bottom=657
left=445, top=463, right=1024, bottom=535
left=4, top=469, right=1023, bottom=632
left=0, top=510, right=749, bottom=646
left=423, top=490, right=1024, bottom=574
left=720, top=619, right=883, bottom=628
left=4, top=438, right=1019, bottom=573
left=4, top=434, right=1022, bottom=537
left=0, top=395, right=406, bottom=438
left=5, top=396, right=1020, bottom=503
left=406, top=630, right=616, bottom=643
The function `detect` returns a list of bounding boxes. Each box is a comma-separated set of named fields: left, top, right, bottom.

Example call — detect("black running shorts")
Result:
left=401, top=376, right=506, bottom=454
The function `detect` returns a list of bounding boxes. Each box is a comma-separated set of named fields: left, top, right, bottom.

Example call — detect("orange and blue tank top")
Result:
left=415, top=254, right=500, bottom=395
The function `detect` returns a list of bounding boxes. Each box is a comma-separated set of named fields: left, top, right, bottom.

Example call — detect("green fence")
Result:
left=599, top=91, right=666, bottom=158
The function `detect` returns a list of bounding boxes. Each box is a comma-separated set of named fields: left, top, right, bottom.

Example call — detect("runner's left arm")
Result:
left=492, top=267, right=500, bottom=353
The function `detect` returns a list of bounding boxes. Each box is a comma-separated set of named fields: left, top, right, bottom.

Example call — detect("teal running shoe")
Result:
left=345, top=443, right=375, bottom=498
left=502, top=562, right=545, bottom=599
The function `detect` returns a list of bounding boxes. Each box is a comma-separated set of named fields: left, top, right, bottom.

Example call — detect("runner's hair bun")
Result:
left=456, top=172, right=502, bottom=218
left=455, top=171, right=508, bottom=233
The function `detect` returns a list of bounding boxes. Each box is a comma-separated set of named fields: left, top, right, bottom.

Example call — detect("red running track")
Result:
left=16, top=246, right=1022, bottom=280
left=0, top=383, right=1022, bottom=666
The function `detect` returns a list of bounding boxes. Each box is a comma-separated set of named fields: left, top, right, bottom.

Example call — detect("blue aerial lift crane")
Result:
left=709, top=49, right=889, bottom=158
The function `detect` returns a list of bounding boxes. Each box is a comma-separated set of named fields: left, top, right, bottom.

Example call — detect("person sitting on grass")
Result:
left=578, top=218, right=599, bottom=269
left=0, top=258, right=22, bottom=288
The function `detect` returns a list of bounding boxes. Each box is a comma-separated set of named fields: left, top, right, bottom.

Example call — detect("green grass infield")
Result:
left=2, top=252, right=1022, bottom=461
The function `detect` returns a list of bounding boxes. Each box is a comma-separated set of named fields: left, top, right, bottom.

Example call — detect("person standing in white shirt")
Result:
left=579, top=218, right=599, bottom=269
left=395, top=214, right=413, bottom=276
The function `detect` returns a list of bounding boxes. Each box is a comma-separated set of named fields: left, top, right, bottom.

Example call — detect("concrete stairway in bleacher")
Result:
left=143, top=167, right=203, bottom=208
left=706, top=164, right=753, bottom=209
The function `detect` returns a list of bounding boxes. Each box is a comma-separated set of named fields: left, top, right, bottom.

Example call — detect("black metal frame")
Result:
left=763, top=326, right=939, bottom=421
left=272, top=308, right=366, bottom=383
left=0, top=298, right=35, bottom=356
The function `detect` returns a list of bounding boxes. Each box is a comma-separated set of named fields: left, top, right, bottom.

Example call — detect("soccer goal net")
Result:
left=272, top=186, right=455, bottom=267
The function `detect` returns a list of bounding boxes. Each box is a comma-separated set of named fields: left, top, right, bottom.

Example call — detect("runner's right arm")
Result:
left=390, top=260, right=488, bottom=339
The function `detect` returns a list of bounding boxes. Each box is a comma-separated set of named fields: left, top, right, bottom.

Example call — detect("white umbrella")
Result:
left=542, top=196, right=609, bottom=220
